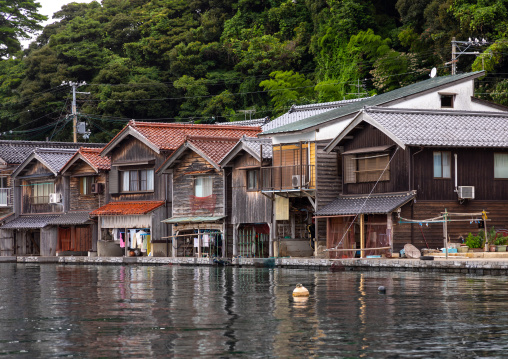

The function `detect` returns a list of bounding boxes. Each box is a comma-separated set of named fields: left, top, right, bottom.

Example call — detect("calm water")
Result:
left=1, top=264, right=508, bottom=358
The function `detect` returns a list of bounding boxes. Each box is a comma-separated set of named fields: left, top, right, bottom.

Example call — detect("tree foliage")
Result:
left=0, top=0, right=508, bottom=142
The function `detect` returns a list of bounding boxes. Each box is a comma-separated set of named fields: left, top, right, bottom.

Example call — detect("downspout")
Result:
left=411, top=146, right=424, bottom=191
left=454, top=153, right=458, bottom=192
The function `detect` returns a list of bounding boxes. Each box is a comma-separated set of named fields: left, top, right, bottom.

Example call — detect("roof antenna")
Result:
left=430, top=67, right=437, bottom=78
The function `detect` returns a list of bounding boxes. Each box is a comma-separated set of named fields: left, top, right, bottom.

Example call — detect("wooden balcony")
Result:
left=261, top=165, right=315, bottom=192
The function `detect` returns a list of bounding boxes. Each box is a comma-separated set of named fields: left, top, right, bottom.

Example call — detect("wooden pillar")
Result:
left=387, top=213, right=393, bottom=255
left=443, top=209, right=448, bottom=259
left=233, top=223, right=239, bottom=257
left=197, top=229, right=201, bottom=258
left=360, top=214, right=365, bottom=258
left=124, top=227, right=128, bottom=257
left=172, top=228, right=177, bottom=258
left=222, top=223, right=226, bottom=258
left=268, top=222, right=273, bottom=257
left=290, top=212, right=296, bottom=239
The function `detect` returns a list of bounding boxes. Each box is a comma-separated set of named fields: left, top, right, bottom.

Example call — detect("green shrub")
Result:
left=465, top=232, right=483, bottom=248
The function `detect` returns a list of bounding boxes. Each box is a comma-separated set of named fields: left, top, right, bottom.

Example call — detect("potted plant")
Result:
left=465, top=232, right=484, bottom=251
left=495, top=236, right=508, bottom=252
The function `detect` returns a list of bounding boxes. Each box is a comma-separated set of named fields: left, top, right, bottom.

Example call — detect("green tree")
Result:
left=259, top=71, right=314, bottom=114
left=0, top=0, right=47, bottom=57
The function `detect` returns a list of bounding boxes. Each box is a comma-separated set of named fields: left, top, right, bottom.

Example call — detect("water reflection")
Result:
left=2, top=265, right=508, bottom=357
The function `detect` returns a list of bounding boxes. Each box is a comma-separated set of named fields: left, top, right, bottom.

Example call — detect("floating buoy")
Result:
left=378, top=286, right=386, bottom=293
left=293, top=283, right=309, bottom=297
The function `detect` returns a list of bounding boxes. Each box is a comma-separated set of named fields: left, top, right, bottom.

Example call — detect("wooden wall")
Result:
left=231, top=153, right=272, bottom=224
left=108, top=137, right=169, bottom=201
left=172, top=151, right=224, bottom=217
left=342, top=125, right=410, bottom=195
left=392, top=200, right=508, bottom=252
left=69, top=170, right=107, bottom=212
left=413, top=147, right=508, bottom=201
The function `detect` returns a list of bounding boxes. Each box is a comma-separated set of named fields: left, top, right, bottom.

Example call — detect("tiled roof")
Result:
left=61, top=147, right=110, bottom=173
left=35, top=148, right=77, bottom=174
left=220, top=117, right=270, bottom=127
left=262, top=72, right=484, bottom=135
left=102, top=121, right=261, bottom=156
left=262, top=98, right=368, bottom=132
left=48, top=211, right=91, bottom=225
left=186, top=136, right=240, bottom=165
left=316, top=191, right=416, bottom=216
left=0, top=140, right=103, bottom=165
left=219, top=136, right=272, bottom=167
left=90, top=201, right=165, bottom=216
left=1, top=215, right=61, bottom=229
left=362, top=107, right=508, bottom=147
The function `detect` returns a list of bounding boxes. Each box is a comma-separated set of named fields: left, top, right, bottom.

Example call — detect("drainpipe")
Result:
left=454, top=153, right=458, bottom=192
left=411, top=146, right=424, bottom=191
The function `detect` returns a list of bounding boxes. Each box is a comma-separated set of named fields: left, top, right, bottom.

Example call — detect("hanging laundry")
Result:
left=202, top=234, right=210, bottom=247
left=119, top=232, right=125, bottom=248
left=137, top=230, right=146, bottom=247
left=112, top=228, right=119, bottom=242
left=141, top=235, right=148, bottom=253
left=129, top=229, right=137, bottom=248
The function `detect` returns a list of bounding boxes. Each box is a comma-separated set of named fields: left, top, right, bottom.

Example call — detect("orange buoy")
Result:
left=292, top=283, right=309, bottom=297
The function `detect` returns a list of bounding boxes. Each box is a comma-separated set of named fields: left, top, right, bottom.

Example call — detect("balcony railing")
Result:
left=0, top=188, right=11, bottom=206
left=261, top=165, right=315, bottom=191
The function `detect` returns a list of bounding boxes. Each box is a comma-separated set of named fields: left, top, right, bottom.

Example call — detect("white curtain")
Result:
left=146, top=169, right=154, bottom=191
left=495, top=153, right=508, bottom=178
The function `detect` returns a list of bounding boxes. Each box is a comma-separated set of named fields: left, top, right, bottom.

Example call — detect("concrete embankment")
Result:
left=2, top=256, right=508, bottom=275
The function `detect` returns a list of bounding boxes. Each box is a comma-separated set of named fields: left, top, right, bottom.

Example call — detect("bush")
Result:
left=465, top=232, right=484, bottom=248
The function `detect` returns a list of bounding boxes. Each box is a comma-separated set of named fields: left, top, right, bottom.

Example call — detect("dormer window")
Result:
left=439, top=92, right=456, bottom=108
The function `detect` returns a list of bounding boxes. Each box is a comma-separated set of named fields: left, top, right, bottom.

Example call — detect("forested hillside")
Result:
left=1, top=0, right=507, bottom=142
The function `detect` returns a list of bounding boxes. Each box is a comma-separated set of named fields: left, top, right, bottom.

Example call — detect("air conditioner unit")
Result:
left=49, top=193, right=62, bottom=204
left=292, top=175, right=306, bottom=188
left=457, top=186, right=475, bottom=200
left=91, top=183, right=103, bottom=194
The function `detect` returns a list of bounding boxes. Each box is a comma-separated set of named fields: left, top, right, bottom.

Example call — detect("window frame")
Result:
left=440, top=94, right=454, bottom=108
left=194, top=176, right=213, bottom=197
left=343, top=152, right=390, bottom=184
left=120, top=168, right=155, bottom=192
left=31, top=182, right=54, bottom=205
left=79, top=176, right=94, bottom=196
left=433, top=151, right=452, bottom=179
left=246, top=169, right=260, bottom=191
left=494, top=153, right=508, bottom=179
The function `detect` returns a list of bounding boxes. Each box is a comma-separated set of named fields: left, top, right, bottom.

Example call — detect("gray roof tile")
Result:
left=262, top=72, right=484, bottom=135
left=0, top=140, right=103, bottom=164
left=365, top=107, right=508, bottom=147
left=262, top=99, right=366, bottom=132
left=222, top=117, right=270, bottom=127
left=316, top=191, right=416, bottom=216
left=2, top=215, right=60, bottom=229
left=242, top=137, right=273, bottom=159
left=47, top=212, right=91, bottom=225
left=35, top=148, right=78, bottom=174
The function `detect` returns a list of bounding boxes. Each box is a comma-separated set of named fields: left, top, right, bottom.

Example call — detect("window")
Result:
left=32, top=182, right=53, bottom=204
left=440, top=95, right=454, bottom=108
left=194, top=176, right=213, bottom=197
left=494, top=153, right=508, bottom=178
left=433, top=151, right=451, bottom=178
left=0, top=177, right=8, bottom=206
left=344, top=153, right=390, bottom=184
left=79, top=176, right=93, bottom=195
left=121, top=169, right=154, bottom=192
left=247, top=169, right=259, bottom=191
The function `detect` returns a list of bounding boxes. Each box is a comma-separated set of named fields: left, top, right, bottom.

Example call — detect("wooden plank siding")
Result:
left=393, top=200, right=508, bottom=252
left=172, top=151, right=225, bottom=218
left=231, top=154, right=272, bottom=224
left=69, top=168, right=107, bottom=212
left=342, top=124, right=410, bottom=195
left=109, top=138, right=169, bottom=201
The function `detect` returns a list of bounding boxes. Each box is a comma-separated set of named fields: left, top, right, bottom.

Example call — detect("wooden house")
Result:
left=56, top=147, right=110, bottom=254
left=219, top=136, right=273, bottom=257
left=4, top=148, right=78, bottom=256
left=159, top=132, right=261, bottom=258
left=320, top=106, right=508, bottom=256
left=0, top=140, right=102, bottom=256
left=259, top=71, right=507, bottom=257
left=92, top=121, right=260, bottom=257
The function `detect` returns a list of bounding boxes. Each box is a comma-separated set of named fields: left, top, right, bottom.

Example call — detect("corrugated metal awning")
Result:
left=101, top=215, right=152, bottom=229
left=162, top=216, right=226, bottom=224
left=1, top=215, right=60, bottom=229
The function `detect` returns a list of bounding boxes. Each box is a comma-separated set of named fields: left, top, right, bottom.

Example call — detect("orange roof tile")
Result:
left=79, top=147, right=110, bottom=170
left=90, top=201, right=165, bottom=216
left=186, top=136, right=239, bottom=165
left=105, top=121, right=261, bottom=154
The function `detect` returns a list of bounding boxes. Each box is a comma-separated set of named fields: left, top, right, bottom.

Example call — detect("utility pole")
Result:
left=448, top=37, right=488, bottom=75
left=452, top=37, right=456, bottom=75
left=62, top=81, right=89, bottom=142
